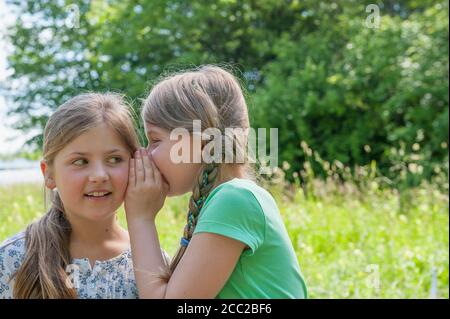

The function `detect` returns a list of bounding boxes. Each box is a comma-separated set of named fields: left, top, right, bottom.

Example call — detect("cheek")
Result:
left=151, top=146, right=180, bottom=190
left=170, top=163, right=202, bottom=195
left=111, top=165, right=129, bottom=192
left=55, top=169, right=85, bottom=194
left=150, top=146, right=169, bottom=175
left=149, top=142, right=201, bottom=195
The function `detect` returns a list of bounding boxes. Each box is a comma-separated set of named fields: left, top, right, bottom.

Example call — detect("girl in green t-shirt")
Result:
left=124, top=65, right=307, bottom=299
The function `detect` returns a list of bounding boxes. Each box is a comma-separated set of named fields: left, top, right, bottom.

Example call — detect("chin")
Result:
left=86, top=210, right=117, bottom=221
left=167, top=189, right=177, bottom=197
left=166, top=184, right=183, bottom=197
left=162, top=178, right=192, bottom=197
left=168, top=186, right=193, bottom=198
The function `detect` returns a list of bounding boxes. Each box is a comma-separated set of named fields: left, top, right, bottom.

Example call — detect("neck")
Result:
left=219, top=164, right=248, bottom=183
left=68, top=213, right=127, bottom=247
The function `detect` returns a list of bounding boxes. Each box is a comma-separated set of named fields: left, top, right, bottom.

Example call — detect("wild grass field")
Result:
left=1, top=171, right=448, bottom=299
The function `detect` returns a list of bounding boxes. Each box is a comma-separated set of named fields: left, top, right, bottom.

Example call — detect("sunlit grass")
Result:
left=1, top=179, right=448, bottom=299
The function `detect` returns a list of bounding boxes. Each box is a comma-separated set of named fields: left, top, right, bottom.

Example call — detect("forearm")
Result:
left=127, top=217, right=168, bottom=298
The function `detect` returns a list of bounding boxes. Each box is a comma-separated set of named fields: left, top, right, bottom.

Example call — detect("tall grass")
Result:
left=0, top=150, right=448, bottom=298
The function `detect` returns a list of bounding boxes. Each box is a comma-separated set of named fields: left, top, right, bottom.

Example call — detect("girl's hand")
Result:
left=124, top=148, right=169, bottom=222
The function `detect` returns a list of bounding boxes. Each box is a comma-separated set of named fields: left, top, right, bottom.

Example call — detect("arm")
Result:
left=125, top=148, right=245, bottom=298
left=126, top=218, right=167, bottom=298
left=128, top=218, right=245, bottom=298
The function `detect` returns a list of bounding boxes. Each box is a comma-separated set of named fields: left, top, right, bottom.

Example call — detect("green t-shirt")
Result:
left=193, top=178, right=307, bottom=299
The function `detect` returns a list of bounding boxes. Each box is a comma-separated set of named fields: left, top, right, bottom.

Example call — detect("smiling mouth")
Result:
left=84, top=191, right=112, bottom=198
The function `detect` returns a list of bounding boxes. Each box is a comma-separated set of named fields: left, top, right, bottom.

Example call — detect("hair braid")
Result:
left=169, top=162, right=219, bottom=273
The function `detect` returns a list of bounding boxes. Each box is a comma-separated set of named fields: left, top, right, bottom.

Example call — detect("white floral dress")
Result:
left=0, top=232, right=153, bottom=299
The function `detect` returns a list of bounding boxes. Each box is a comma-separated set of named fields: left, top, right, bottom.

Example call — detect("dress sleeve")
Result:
left=0, top=235, right=26, bottom=299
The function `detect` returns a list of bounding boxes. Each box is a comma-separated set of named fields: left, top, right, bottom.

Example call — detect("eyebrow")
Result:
left=146, top=128, right=160, bottom=135
left=67, top=149, right=125, bottom=157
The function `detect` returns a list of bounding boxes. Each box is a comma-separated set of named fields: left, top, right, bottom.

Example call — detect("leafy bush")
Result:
left=251, top=2, right=449, bottom=184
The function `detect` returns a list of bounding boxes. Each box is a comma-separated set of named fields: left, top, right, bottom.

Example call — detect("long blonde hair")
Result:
left=12, top=93, right=140, bottom=298
left=142, top=65, right=254, bottom=278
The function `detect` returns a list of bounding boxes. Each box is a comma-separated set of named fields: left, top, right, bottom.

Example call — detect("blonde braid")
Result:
left=169, top=162, right=219, bottom=273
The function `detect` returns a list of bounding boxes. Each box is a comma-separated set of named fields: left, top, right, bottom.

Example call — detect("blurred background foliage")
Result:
left=2, top=0, right=449, bottom=188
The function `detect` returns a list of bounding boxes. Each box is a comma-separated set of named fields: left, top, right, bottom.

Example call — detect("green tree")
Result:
left=3, top=0, right=448, bottom=184
left=251, top=1, right=449, bottom=182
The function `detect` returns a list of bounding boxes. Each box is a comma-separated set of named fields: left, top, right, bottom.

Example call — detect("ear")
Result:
left=40, top=160, right=56, bottom=189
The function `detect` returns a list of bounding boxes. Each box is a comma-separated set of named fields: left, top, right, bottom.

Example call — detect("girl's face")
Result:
left=41, top=124, right=131, bottom=222
left=145, top=123, right=202, bottom=197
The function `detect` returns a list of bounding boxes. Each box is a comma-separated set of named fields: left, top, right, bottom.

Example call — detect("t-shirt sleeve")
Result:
left=193, top=184, right=266, bottom=254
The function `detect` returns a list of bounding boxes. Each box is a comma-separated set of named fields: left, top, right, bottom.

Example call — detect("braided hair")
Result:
left=170, top=162, right=219, bottom=270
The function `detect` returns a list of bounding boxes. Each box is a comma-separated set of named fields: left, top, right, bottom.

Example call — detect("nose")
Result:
left=88, top=162, right=110, bottom=183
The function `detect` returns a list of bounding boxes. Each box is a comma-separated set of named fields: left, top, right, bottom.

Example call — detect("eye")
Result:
left=108, top=156, right=123, bottom=164
left=150, top=138, right=160, bottom=145
left=72, top=159, right=87, bottom=166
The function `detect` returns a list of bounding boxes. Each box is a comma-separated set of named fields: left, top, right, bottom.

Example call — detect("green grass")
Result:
left=0, top=180, right=448, bottom=299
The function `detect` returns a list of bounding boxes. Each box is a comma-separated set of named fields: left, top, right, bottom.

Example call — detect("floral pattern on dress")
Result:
left=0, top=232, right=141, bottom=299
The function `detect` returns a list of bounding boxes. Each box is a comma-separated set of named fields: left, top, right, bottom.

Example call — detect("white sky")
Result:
left=0, top=0, right=30, bottom=155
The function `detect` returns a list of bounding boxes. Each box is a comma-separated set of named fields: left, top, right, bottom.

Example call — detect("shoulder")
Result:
left=0, top=232, right=26, bottom=298
left=0, top=232, right=26, bottom=257
left=194, top=179, right=269, bottom=253
left=204, top=178, right=267, bottom=213
left=0, top=232, right=26, bottom=268
left=201, top=178, right=280, bottom=223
